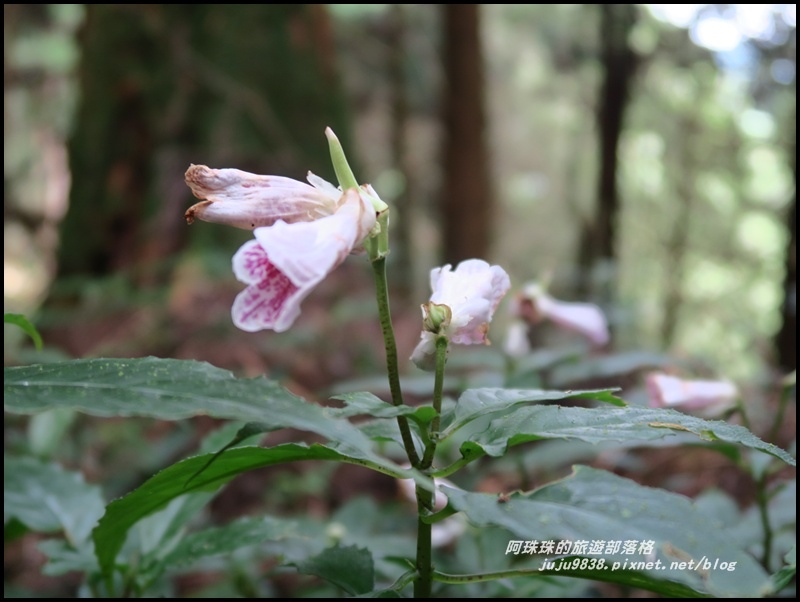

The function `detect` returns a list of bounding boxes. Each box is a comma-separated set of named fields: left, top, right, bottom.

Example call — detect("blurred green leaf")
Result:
left=164, top=516, right=299, bottom=568
left=4, top=456, right=104, bottom=545
left=37, top=539, right=98, bottom=576
left=93, top=443, right=425, bottom=578
left=4, top=313, right=43, bottom=350
left=459, top=405, right=795, bottom=465
left=447, top=388, right=625, bottom=437
left=549, top=351, right=672, bottom=386
left=445, top=466, right=773, bottom=598
left=772, top=546, right=796, bottom=592
left=292, top=544, right=375, bottom=595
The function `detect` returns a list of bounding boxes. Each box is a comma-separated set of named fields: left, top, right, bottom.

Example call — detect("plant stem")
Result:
left=414, top=483, right=435, bottom=598
left=768, top=381, right=792, bottom=443
left=371, top=253, right=419, bottom=467
left=755, top=473, right=773, bottom=571
left=414, top=335, right=448, bottom=597
left=421, top=336, right=448, bottom=469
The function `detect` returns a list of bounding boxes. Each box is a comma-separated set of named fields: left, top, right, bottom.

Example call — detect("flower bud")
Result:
left=422, top=302, right=452, bottom=334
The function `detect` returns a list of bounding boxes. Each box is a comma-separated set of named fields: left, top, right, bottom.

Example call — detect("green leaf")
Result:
left=549, top=351, right=672, bottom=386
left=93, top=443, right=423, bottom=578
left=293, top=544, right=375, bottom=595
left=5, top=313, right=43, bottom=350
left=4, top=456, right=104, bottom=545
left=185, top=421, right=268, bottom=486
left=445, top=466, right=773, bottom=598
left=771, top=546, right=795, bottom=592
left=164, top=516, right=298, bottom=568
left=445, top=388, right=625, bottom=438
left=460, top=405, right=795, bottom=465
left=330, top=392, right=437, bottom=424
left=37, top=539, right=98, bottom=576
left=3, top=357, right=397, bottom=467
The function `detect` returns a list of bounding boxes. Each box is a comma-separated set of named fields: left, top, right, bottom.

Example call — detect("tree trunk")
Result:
left=57, top=4, right=349, bottom=285
left=593, top=4, right=638, bottom=300
left=661, top=116, right=697, bottom=347
left=775, top=109, right=796, bottom=371
left=387, top=4, right=414, bottom=298
left=440, top=4, right=491, bottom=265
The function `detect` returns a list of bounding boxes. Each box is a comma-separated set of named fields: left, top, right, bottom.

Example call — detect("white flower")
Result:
left=646, top=373, right=738, bottom=417
left=503, top=319, right=532, bottom=358
left=229, top=188, right=376, bottom=332
left=513, top=282, right=609, bottom=347
left=411, top=260, right=511, bottom=370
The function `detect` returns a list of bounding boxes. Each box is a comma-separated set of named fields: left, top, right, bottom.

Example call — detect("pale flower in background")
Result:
left=411, top=260, right=511, bottom=370
left=646, top=372, right=738, bottom=417
left=505, top=282, right=609, bottom=353
left=397, top=473, right=467, bottom=548
left=503, top=319, right=532, bottom=358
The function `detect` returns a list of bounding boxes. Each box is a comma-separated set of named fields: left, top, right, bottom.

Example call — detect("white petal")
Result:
left=427, top=260, right=511, bottom=346
left=306, top=171, right=341, bottom=197
left=503, top=320, right=531, bottom=358
left=253, top=189, right=374, bottom=287
left=410, top=332, right=437, bottom=371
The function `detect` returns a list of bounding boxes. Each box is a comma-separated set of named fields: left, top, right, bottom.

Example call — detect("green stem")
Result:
left=734, top=396, right=752, bottom=432
left=414, top=483, right=435, bottom=598
left=414, top=336, right=448, bottom=597
left=371, top=252, right=419, bottom=467
left=768, top=382, right=792, bottom=443
left=755, top=473, right=773, bottom=571
left=432, top=452, right=486, bottom=478
left=433, top=568, right=543, bottom=584
left=421, top=336, right=448, bottom=468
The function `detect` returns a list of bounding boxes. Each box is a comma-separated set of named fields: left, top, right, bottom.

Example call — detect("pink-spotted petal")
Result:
left=231, top=261, right=304, bottom=333
left=230, top=188, right=376, bottom=333
left=232, top=239, right=272, bottom=285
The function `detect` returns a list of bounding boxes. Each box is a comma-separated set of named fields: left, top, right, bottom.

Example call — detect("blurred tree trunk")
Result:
left=387, top=4, right=414, bottom=298
left=660, top=116, right=697, bottom=347
left=586, top=4, right=639, bottom=301
left=440, top=4, right=491, bottom=265
left=57, top=4, right=349, bottom=286
left=775, top=110, right=796, bottom=372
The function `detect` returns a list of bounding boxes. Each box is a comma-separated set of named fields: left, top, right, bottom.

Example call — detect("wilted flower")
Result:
left=185, top=164, right=350, bottom=230
left=508, top=282, right=609, bottom=350
left=411, top=260, right=511, bottom=370
left=646, top=373, right=738, bottom=417
left=185, top=165, right=377, bottom=332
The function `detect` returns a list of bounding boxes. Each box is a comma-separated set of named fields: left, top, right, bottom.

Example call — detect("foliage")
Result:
left=4, top=352, right=796, bottom=597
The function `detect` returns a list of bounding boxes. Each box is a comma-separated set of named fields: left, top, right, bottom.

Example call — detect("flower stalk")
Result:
left=371, top=252, right=420, bottom=467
